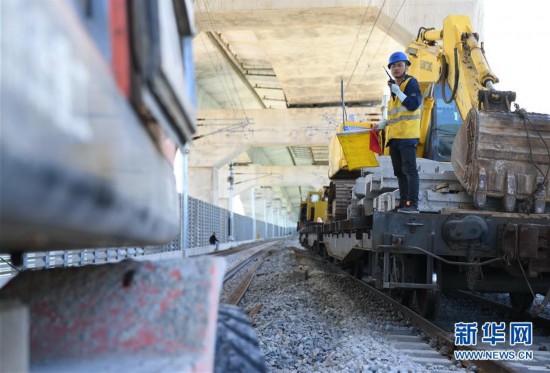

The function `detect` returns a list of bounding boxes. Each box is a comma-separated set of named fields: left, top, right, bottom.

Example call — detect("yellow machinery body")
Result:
left=337, top=15, right=550, bottom=213
left=299, top=190, right=328, bottom=225
left=407, top=15, right=550, bottom=212
left=329, top=121, right=377, bottom=179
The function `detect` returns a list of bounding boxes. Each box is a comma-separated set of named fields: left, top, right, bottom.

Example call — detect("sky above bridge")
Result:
left=484, top=0, right=548, bottom=114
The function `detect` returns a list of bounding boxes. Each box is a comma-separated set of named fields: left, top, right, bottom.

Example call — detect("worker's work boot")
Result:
left=397, top=201, right=419, bottom=214
left=391, top=201, right=405, bottom=212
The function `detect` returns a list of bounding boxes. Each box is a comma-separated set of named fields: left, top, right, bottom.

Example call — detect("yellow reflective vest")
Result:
left=385, top=77, right=421, bottom=145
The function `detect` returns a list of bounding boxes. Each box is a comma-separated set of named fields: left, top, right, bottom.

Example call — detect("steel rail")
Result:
left=334, top=267, right=526, bottom=372
left=226, top=251, right=273, bottom=305
left=208, top=239, right=282, bottom=257
left=298, top=238, right=542, bottom=372
left=224, top=250, right=268, bottom=283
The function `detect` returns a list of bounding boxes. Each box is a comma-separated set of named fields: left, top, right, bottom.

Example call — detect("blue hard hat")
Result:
left=388, top=51, right=411, bottom=68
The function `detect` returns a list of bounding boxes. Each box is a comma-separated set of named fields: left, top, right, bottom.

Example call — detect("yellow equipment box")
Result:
left=329, top=121, right=380, bottom=178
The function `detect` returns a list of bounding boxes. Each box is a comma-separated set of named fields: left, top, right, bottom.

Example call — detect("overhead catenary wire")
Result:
left=353, top=0, right=407, bottom=94
left=197, top=0, right=250, bottom=123
left=196, top=31, right=238, bottom=112
left=195, top=0, right=239, bottom=112
left=202, top=1, right=251, bottom=120
left=234, top=173, right=277, bottom=185
left=198, top=0, right=239, bottom=110
left=343, top=0, right=387, bottom=94
left=339, top=0, right=374, bottom=82
left=200, top=43, right=239, bottom=112
left=192, top=121, right=250, bottom=140
left=205, top=31, right=268, bottom=110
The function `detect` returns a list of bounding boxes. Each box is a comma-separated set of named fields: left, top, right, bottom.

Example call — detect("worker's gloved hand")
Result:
left=390, top=84, right=407, bottom=102
left=374, top=120, right=387, bottom=130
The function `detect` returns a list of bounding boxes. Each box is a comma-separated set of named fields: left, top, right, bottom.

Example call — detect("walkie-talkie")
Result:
left=383, top=66, right=392, bottom=80
left=383, top=66, right=395, bottom=91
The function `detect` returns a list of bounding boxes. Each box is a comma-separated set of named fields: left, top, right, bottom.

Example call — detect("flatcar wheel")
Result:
left=509, top=292, right=534, bottom=313
left=353, top=259, right=364, bottom=279
left=391, top=289, right=413, bottom=307
left=388, top=276, right=413, bottom=306
left=388, top=255, right=413, bottom=306
left=312, top=241, right=318, bottom=253
left=321, top=245, right=328, bottom=258
left=321, top=246, right=333, bottom=262
left=416, top=289, right=439, bottom=319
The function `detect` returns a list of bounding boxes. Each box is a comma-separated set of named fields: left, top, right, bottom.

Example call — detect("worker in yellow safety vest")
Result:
left=374, top=51, right=422, bottom=213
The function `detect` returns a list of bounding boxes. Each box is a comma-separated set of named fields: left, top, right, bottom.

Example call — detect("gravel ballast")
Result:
left=231, top=239, right=464, bottom=372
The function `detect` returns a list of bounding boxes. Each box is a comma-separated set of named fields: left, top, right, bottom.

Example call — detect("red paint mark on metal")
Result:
left=164, top=339, right=186, bottom=353
left=0, top=258, right=225, bottom=370
left=160, top=289, right=181, bottom=314
left=149, top=287, right=161, bottom=294
left=138, top=294, right=147, bottom=307
left=108, top=0, right=130, bottom=96
left=144, top=262, right=155, bottom=272
left=170, top=268, right=182, bottom=281
left=110, top=307, right=121, bottom=317
left=121, top=328, right=156, bottom=351
left=138, top=328, right=156, bottom=347
left=32, top=301, right=57, bottom=320
left=91, top=326, right=109, bottom=342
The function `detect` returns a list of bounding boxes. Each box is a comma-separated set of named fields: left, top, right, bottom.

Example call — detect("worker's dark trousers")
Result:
left=389, top=141, right=419, bottom=206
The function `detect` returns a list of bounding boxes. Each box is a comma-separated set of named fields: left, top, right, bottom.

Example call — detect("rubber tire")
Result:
left=215, top=304, right=268, bottom=373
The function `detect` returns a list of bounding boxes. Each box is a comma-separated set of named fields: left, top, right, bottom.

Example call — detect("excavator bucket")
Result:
left=452, top=108, right=550, bottom=213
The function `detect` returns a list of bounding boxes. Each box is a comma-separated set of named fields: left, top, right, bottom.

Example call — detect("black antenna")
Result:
left=341, top=80, right=346, bottom=124
left=383, top=66, right=392, bottom=80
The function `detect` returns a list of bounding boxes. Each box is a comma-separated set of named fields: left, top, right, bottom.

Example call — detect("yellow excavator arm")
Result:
left=403, top=15, right=550, bottom=213
left=408, top=15, right=515, bottom=117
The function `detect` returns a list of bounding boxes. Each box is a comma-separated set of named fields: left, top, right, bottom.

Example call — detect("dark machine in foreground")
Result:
left=0, top=2, right=266, bottom=372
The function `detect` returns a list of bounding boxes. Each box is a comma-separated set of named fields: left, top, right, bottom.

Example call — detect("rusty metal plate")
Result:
left=452, top=108, right=550, bottom=212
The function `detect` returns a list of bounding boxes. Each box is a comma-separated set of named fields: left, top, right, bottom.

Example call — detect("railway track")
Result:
left=293, top=246, right=550, bottom=371
left=296, top=231, right=550, bottom=371
left=333, top=264, right=550, bottom=372
left=246, top=246, right=460, bottom=371
left=207, top=238, right=281, bottom=257
left=215, top=241, right=550, bottom=371
left=213, top=242, right=278, bottom=373
left=307, top=258, right=465, bottom=369
left=225, top=251, right=273, bottom=305
left=220, top=241, right=279, bottom=305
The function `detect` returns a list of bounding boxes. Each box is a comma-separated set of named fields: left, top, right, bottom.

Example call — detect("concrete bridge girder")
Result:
left=188, top=107, right=379, bottom=218
left=189, top=107, right=381, bottom=167
left=190, top=0, right=484, bottom=221
left=193, top=1, right=483, bottom=108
